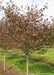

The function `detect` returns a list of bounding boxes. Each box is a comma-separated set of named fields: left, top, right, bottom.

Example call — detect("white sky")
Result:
left=0, top=0, right=54, bottom=19
left=44, top=0, right=54, bottom=18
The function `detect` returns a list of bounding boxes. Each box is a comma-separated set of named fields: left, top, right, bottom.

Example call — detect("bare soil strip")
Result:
left=0, top=61, right=23, bottom=75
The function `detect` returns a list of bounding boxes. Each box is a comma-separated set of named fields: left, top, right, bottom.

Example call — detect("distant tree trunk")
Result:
left=27, top=54, right=29, bottom=75
left=4, top=49, right=6, bottom=71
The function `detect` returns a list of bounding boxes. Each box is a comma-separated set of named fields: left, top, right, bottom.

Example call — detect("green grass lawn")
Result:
left=5, top=48, right=54, bottom=63
left=0, top=52, right=54, bottom=74
left=29, top=48, right=54, bottom=63
left=0, top=48, right=54, bottom=74
left=3, top=48, right=54, bottom=63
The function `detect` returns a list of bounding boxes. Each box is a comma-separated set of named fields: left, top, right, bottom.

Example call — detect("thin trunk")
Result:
left=4, top=50, right=6, bottom=71
left=27, top=54, right=29, bottom=75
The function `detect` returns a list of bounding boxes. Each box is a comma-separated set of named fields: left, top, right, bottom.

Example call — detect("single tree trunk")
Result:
left=4, top=50, right=6, bottom=71
left=27, top=54, right=29, bottom=75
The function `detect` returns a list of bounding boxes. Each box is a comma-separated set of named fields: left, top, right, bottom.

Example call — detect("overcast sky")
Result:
left=0, top=0, right=54, bottom=19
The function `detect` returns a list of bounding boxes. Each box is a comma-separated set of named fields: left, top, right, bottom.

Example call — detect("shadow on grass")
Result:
left=6, top=55, right=18, bottom=60
left=16, top=59, right=26, bottom=72
left=6, top=54, right=54, bottom=73
left=29, top=60, right=54, bottom=73
left=37, top=48, right=47, bottom=54
left=16, top=59, right=54, bottom=73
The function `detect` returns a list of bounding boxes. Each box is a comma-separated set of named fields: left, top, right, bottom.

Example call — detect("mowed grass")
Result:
left=29, top=48, right=54, bottom=63
left=6, top=48, right=54, bottom=64
left=0, top=51, right=54, bottom=74
left=2, top=48, right=54, bottom=63
left=5, top=48, right=54, bottom=63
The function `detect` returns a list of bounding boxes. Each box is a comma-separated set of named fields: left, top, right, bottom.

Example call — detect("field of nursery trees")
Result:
left=0, top=0, right=54, bottom=75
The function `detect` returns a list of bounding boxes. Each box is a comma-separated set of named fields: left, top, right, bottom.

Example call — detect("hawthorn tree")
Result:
left=0, top=0, right=54, bottom=75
